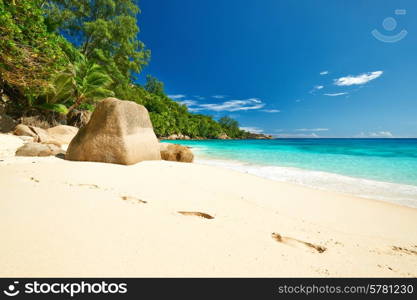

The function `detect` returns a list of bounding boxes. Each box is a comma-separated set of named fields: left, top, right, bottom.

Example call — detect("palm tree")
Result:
left=45, top=56, right=114, bottom=114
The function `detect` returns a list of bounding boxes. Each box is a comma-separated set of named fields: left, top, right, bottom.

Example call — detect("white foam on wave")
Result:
left=196, top=158, right=417, bottom=209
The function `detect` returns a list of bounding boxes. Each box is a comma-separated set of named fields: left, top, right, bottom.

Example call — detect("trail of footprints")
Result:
left=119, top=196, right=327, bottom=255
left=392, top=246, right=417, bottom=256
left=120, top=193, right=416, bottom=264
left=29, top=176, right=417, bottom=259
left=25, top=176, right=333, bottom=255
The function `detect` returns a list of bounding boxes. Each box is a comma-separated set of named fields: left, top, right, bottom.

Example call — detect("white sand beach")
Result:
left=1, top=134, right=417, bottom=277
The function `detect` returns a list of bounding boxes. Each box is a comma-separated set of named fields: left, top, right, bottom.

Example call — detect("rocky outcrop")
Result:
left=160, top=143, right=194, bottom=163
left=0, top=113, right=17, bottom=133
left=218, top=133, right=230, bottom=140
left=13, top=124, right=78, bottom=146
left=66, top=98, right=161, bottom=165
left=166, top=134, right=179, bottom=140
left=46, top=125, right=78, bottom=145
left=249, top=133, right=273, bottom=139
left=242, top=132, right=274, bottom=140
left=165, top=134, right=191, bottom=140
left=15, top=142, right=64, bottom=157
left=14, top=124, right=47, bottom=142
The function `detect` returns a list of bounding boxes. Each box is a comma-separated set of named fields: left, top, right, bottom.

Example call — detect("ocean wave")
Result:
left=196, top=158, right=417, bottom=208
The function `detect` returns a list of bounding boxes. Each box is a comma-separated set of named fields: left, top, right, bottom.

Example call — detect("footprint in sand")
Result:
left=68, top=183, right=100, bottom=189
left=178, top=211, right=214, bottom=219
left=271, top=232, right=327, bottom=254
left=30, top=177, right=39, bottom=183
left=377, top=264, right=397, bottom=273
left=77, top=183, right=100, bottom=189
left=121, top=196, right=147, bottom=204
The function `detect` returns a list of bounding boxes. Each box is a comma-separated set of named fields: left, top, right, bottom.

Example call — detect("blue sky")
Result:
left=137, top=0, right=417, bottom=137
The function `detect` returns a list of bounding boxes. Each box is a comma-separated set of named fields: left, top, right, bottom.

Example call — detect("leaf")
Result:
left=37, top=103, right=69, bottom=115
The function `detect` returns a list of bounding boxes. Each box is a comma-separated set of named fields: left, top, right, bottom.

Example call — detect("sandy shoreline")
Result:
left=1, top=134, right=417, bottom=277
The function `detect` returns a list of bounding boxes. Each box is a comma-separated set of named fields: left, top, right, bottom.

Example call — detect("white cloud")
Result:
left=355, top=131, right=393, bottom=138
left=212, top=95, right=227, bottom=99
left=295, top=128, right=329, bottom=132
left=194, top=96, right=205, bottom=100
left=168, top=94, right=186, bottom=99
left=295, top=99, right=302, bottom=103
left=198, top=98, right=265, bottom=112
left=309, top=85, right=324, bottom=94
left=174, top=95, right=268, bottom=113
left=324, top=92, right=348, bottom=97
left=334, top=71, right=383, bottom=86
left=177, top=100, right=198, bottom=107
left=275, top=133, right=320, bottom=138
left=320, top=71, right=329, bottom=75
left=187, top=107, right=204, bottom=112
left=261, top=109, right=281, bottom=113
left=240, top=127, right=264, bottom=134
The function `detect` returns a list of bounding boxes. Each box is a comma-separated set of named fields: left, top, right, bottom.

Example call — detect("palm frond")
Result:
left=46, top=55, right=115, bottom=113
left=36, top=103, right=69, bottom=114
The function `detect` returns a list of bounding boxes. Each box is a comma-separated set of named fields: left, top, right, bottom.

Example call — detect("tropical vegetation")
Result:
left=0, top=0, right=253, bottom=139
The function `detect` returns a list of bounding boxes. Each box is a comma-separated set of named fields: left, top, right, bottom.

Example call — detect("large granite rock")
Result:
left=160, top=143, right=194, bottom=163
left=15, top=142, right=63, bottom=157
left=66, top=98, right=161, bottom=165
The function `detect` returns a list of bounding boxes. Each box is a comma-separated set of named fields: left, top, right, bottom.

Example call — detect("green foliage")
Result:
left=144, top=75, right=165, bottom=97
left=36, top=103, right=69, bottom=114
left=0, top=0, right=250, bottom=139
left=0, top=0, right=69, bottom=101
left=46, top=55, right=114, bottom=113
left=218, top=116, right=246, bottom=138
left=44, top=0, right=150, bottom=84
left=136, top=76, right=225, bottom=138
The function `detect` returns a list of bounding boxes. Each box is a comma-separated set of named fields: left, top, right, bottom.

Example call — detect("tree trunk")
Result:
left=67, top=96, right=85, bottom=114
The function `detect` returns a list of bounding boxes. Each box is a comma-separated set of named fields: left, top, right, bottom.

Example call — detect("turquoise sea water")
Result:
left=165, top=139, right=417, bottom=207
